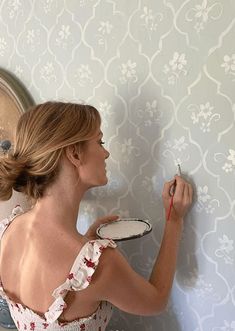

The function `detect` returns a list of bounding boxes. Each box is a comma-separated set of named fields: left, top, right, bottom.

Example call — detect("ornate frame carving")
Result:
left=0, top=68, right=34, bottom=145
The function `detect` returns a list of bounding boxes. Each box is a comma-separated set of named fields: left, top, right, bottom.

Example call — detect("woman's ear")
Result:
left=65, top=145, right=81, bottom=167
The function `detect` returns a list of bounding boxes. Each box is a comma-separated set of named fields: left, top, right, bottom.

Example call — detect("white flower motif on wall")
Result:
left=184, top=270, right=220, bottom=301
left=91, top=170, right=119, bottom=198
left=142, top=176, right=153, bottom=193
left=14, top=65, right=23, bottom=77
left=172, top=136, right=188, bottom=152
left=188, top=102, right=220, bottom=133
left=40, top=62, right=56, bottom=83
left=0, top=38, right=7, bottom=56
left=140, top=174, right=159, bottom=203
left=163, top=52, right=188, bottom=85
left=74, top=64, right=93, bottom=87
left=26, top=29, right=35, bottom=44
left=185, top=0, right=223, bottom=34
left=43, top=0, right=54, bottom=14
left=227, top=149, right=235, bottom=165
left=56, top=25, right=71, bottom=49
left=82, top=204, right=95, bottom=218
left=26, top=28, right=41, bottom=52
left=79, top=0, right=93, bottom=7
left=212, top=320, right=235, bottom=331
left=137, top=100, right=163, bottom=127
left=140, top=6, right=163, bottom=40
left=98, top=21, right=113, bottom=35
left=116, top=138, right=140, bottom=164
left=215, top=149, right=235, bottom=174
left=119, top=60, right=138, bottom=85
left=7, top=0, right=22, bottom=19
left=96, top=20, right=113, bottom=52
left=215, top=234, right=234, bottom=265
left=99, top=101, right=114, bottom=128
left=221, top=54, right=235, bottom=81
left=79, top=203, right=96, bottom=230
left=163, top=136, right=189, bottom=166
left=165, top=136, right=188, bottom=152
left=196, top=185, right=219, bottom=214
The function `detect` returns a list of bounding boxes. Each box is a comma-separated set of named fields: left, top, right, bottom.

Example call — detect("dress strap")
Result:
left=0, top=205, right=24, bottom=240
left=45, top=239, right=117, bottom=323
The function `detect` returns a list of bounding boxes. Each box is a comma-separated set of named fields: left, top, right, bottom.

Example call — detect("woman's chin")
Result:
left=91, top=177, right=108, bottom=188
left=101, top=177, right=108, bottom=186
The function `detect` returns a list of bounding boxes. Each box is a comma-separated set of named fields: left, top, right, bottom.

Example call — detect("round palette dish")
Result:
left=96, top=218, right=152, bottom=242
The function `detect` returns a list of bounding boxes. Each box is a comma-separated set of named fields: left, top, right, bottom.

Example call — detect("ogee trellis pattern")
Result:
left=0, top=1, right=235, bottom=330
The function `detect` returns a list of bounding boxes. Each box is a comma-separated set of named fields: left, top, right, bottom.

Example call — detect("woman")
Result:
left=0, top=102, right=193, bottom=330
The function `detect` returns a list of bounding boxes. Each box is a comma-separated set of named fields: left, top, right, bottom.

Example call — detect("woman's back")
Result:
left=1, top=209, right=82, bottom=310
left=0, top=207, right=116, bottom=330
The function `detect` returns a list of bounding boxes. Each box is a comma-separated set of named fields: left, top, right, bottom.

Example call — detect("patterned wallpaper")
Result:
left=0, top=1, right=235, bottom=330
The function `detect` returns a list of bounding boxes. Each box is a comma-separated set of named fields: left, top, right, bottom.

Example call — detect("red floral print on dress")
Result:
left=42, top=323, right=49, bottom=329
left=99, top=245, right=105, bottom=253
left=68, top=273, right=74, bottom=280
left=87, top=276, right=92, bottom=283
left=42, top=322, right=49, bottom=329
left=80, top=323, right=85, bottom=330
left=83, top=257, right=96, bottom=269
left=15, top=303, right=21, bottom=311
left=30, top=322, right=35, bottom=330
left=59, top=289, right=67, bottom=295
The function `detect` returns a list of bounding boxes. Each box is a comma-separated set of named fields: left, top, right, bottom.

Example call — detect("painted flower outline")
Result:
left=119, top=60, right=138, bottom=85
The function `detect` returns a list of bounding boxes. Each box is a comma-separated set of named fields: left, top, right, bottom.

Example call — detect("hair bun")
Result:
left=0, top=155, right=26, bottom=200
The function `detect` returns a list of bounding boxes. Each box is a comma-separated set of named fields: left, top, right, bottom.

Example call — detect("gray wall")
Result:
left=0, top=1, right=235, bottom=330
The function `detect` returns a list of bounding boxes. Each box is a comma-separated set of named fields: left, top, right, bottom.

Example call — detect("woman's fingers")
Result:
left=162, top=175, right=193, bottom=220
left=174, top=176, right=185, bottom=201
left=162, top=179, right=176, bottom=199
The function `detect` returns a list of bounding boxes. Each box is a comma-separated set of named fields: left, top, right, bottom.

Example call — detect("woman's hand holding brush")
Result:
left=162, top=167, right=193, bottom=223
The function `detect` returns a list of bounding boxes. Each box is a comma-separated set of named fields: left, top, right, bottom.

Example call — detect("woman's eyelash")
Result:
left=100, top=140, right=105, bottom=145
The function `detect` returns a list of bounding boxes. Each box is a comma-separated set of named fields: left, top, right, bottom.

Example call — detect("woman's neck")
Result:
left=30, top=159, right=87, bottom=231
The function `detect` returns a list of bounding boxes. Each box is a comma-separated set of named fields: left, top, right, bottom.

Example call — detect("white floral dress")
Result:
left=0, top=206, right=117, bottom=331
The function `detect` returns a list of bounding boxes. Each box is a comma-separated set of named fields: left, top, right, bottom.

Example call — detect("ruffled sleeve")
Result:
left=45, top=239, right=116, bottom=323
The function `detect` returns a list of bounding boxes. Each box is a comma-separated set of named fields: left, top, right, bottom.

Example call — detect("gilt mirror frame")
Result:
left=0, top=68, right=34, bottom=148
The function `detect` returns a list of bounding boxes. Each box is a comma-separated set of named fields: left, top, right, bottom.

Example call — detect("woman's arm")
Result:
left=149, top=175, right=193, bottom=305
left=92, top=176, right=193, bottom=315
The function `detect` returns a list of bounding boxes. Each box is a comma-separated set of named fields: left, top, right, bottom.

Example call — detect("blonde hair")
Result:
left=0, top=101, right=101, bottom=201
